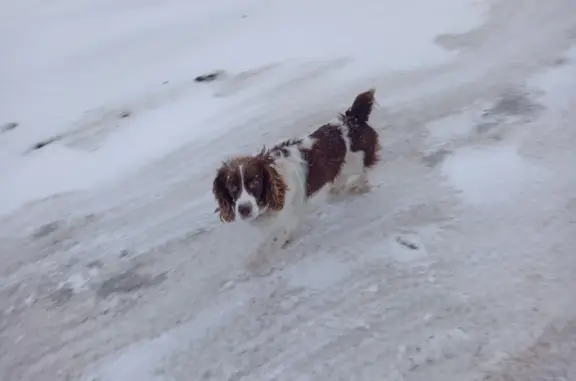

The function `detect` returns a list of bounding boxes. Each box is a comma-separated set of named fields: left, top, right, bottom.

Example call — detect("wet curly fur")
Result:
left=213, top=150, right=287, bottom=223
left=211, top=88, right=380, bottom=250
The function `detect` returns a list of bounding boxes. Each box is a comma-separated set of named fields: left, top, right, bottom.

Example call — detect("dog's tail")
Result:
left=344, top=88, right=376, bottom=124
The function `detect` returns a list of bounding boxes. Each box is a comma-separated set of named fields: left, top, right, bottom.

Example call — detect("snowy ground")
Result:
left=1, top=0, right=576, bottom=380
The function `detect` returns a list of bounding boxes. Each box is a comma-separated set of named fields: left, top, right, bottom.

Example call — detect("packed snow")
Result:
left=1, top=0, right=575, bottom=380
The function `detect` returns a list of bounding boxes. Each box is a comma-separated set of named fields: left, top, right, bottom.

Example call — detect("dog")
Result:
left=213, top=88, right=380, bottom=248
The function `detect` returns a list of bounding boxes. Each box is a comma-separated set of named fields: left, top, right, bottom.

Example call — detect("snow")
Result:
left=2, top=0, right=576, bottom=380
left=84, top=296, right=246, bottom=381
left=441, top=144, right=545, bottom=205
left=425, top=108, right=483, bottom=148
left=0, top=0, right=486, bottom=216
left=286, top=256, right=352, bottom=290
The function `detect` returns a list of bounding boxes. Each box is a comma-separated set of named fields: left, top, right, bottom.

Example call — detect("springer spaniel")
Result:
left=212, top=89, right=380, bottom=248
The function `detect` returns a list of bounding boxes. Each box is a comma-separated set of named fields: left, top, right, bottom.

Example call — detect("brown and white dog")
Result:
left=213, top=89, right=380, bottom=248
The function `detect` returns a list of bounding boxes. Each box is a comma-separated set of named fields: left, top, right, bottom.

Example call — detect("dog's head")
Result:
left=213, top=150, right=287, bottom=222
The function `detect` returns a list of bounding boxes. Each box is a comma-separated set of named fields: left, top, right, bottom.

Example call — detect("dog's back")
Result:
left=270, top=89, right=381, bottom=197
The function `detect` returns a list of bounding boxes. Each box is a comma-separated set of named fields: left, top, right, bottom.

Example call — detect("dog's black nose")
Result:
left=238, top=203, right=252, bottom=218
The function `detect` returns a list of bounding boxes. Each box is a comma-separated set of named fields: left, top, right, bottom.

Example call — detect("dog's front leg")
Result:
left=258, top=202, right=301, bottom=251
left=272, top=211, right=300, bottom=248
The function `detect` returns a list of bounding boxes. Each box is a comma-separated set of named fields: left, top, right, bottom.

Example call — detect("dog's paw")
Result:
left=246, top=247, right=275, bottom=277
left=349, top=182, right=372, bottom=194
left=271, top=231, right=291, bottom=250
left=329, top=184, right=346, bottom=196
left=348, top=175, right=372, bottom=194
left=328, top=186, right=349, bottom=203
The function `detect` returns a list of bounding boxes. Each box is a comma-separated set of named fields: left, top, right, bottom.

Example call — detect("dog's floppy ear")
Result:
left=213, top=165, right=235, bottom=223
left=257, top=152, right=287, bottom=212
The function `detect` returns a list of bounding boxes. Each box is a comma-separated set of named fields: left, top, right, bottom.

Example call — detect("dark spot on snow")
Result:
left=201, top=370, right=213, bottom=380
left=30, top=136, right=61, bottom=151
left=483, top=90, right=543, bottom=119
left=421, top=148, right=452, bottom=167
left=1, top=122, right=18, bottom=132
left=488, top=133, right=503, bottom=142
left=86, top=260, right=103, bottom=269
left=195, top=71, right=224, bottom=82
left=475, top=121, right=499, bottom=134
left=187, top=227, right=209, bottom=239
left=241, top=14, right=247, bottom=18
left=51, top=285, right=74, bottom=305
left=433, top=33, right=473, bottom=52
left=118, top=110, right=131, bottom=119
left=553, top=57, right=568, bottom=66
left=32, top=221, right=61, bottom=239
left=396, top=236, right=419, bottom=250
left=84, top=213, right=98, bottom=224
left=476, top=90, right=543, bottom=134
left=119, top=249, right=130, bottom=258
left=162, top=80, right=169, bottom=85
left=96, top=269, right=166, bottom=298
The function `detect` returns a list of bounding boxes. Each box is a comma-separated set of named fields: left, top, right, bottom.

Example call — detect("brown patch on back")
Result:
left=300, top=125, right=347, bottom=197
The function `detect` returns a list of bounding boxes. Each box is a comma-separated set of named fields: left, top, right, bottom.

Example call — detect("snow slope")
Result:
left=0, top=0, right=485, bottom=215
left=1, top=0, right=576, bottom=380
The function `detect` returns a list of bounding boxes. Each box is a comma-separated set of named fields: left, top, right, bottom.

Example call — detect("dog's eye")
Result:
left=250, top=178, right=259, bottom=188
left=228, top=183, right=238, bottom=193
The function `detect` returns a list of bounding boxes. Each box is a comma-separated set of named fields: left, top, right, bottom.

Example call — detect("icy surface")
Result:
left=1, top=0, right=576, bottom=380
